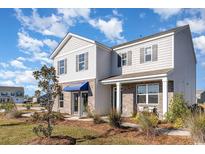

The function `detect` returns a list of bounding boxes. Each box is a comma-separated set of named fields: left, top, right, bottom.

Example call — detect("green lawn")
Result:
left=0, top=117, right=192, bottom=145
left=0, top=118, right=101, bottom=144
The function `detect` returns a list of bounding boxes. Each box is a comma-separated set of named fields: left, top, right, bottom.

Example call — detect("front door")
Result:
left=73, top=92, right=79, bottom=115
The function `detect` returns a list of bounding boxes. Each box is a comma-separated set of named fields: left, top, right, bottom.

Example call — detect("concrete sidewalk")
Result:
left=64, top=116, right=191, bottom=136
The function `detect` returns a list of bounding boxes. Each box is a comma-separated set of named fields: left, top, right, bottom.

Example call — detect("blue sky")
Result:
left=0, top=8, right=205, bottom=96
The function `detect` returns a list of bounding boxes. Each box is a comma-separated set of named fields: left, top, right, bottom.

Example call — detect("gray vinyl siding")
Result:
left=112, top=35, right=173, bottom=76
left=54, top=37, right=96, bottom=83
left=168, top=28, right=196, bottom=105
left=95, top=46, right=112, bottom=115
left=57, top=36, right=91, bottom=56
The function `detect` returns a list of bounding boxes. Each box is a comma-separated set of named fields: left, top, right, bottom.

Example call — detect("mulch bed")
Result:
left=59, top=120, right=194, bottom=144
left=29, top=136, right=76, bottom=145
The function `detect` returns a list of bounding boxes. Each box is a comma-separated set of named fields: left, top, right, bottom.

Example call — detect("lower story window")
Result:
left=59, top=93, right=64, bottom=108
left=136, top=83, right=159, bottom=104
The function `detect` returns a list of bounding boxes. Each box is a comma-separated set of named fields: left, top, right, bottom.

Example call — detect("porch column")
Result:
left=162, top=77, right=168, bottom=116
left=79, top=91, right=82, bottom=117
left=116, top=82, right=121, bottom=113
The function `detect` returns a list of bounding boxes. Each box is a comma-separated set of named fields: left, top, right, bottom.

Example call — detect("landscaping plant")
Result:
left=24, top=103, right=33, bottom=110
left=108, top=109, right=122, bottom=128
left=187, top=114, right=205, bottom=144
left=136, top=112, right=159, bottom=137
left=0, top=101, right=16, bottom=113
left=33, top=65, right=61, bottom=138
left=165, top=93, right=190, bottom=127
left=93, top=113, right=104, bottom=124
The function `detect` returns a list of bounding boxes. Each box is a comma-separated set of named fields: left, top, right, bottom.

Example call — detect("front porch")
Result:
left=101, top=69, right=174, bottom=118
left=53, top=79, right=96, bottom=117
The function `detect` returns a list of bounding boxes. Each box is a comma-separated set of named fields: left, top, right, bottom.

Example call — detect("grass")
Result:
left=0, top=117, right=193, bottom=145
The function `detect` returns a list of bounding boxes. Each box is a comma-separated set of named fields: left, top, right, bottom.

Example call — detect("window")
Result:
left=144, top=46, right=152, bottom=62
left=59, top=60, right=65, bottom=75
left=136, top=83, right=159, bottom=104
left=121, top=53, right=127, bottom=66
left=59, top=93, right=64, bottom=108
left=76, top=52, right=88, bottom=72
left=137, top=85, right=146, bottom=104
left=148, top=84, right=159, bottom=104
left=79, top=53, right=85, bottom=71
left=16, top=91, right=23, bottom=97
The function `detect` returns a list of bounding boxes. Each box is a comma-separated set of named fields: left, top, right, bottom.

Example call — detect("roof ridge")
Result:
left=112, top=24, right=190, bottom=49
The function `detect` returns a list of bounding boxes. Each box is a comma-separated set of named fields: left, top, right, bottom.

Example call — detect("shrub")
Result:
left=108, top=110, right=122, bottom=128
left=137, top=113, right=159, bottom=137
left=31, top=112, right=41, bottom=122
left=174, top=118, right=184, bottom=128
left=187, top=114, right=205, bottom=143
left=86, top=106, right=93, bottom=118
left=5, top=110, right=23, bottom=118
left=23, top=103, right=32, bottom=110
left=93, top=114, right=104, bottom=124
left=51, top=111, right=64, bottom=121
left=165, top=93, right=190, bottom=124
left=0, top=102, right=16, bottom=112
left=33, top=124, right=53, bottom=137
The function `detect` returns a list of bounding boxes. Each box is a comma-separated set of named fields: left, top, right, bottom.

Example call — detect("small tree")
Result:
left=166, top=93, right=190, bottom=124
left=33, top=65, right=61, bottom=138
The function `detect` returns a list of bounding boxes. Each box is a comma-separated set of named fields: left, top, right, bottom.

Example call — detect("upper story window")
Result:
left=76, top=52, right=88, bottom=72
left=117, top=51, right=132, bottom=67
left=57, top=59, right=67, bottom=75
left=144, top=47, right=152, bottom=62
left=121, top=53, right=127, bottom=66
left=140, top=44, right=158, bottom=64
left=79, top=53, right=85, bottom=71
left=16, top=91, right=23, bottom=97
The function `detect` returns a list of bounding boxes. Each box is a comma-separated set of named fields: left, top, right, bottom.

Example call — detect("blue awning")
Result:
left=63, top=81, right=88, bottom=92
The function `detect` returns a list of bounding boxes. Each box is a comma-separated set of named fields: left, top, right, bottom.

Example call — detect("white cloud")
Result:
left=15, top=70, right=36, bottom=84
left=43, top=39, right=58, bottom=49
left=193, top=35, right=205, bottom=54
left=0, top=69, right=36, bottom=85
left=17, top=31, right=52, bottom=64
left=15, top=8, right=91, bottom=38
left=18, top=31, right=44, bottom=52
left=0, top=70, right=17, bottom=79
left=57, top=8, right=91, bottom=21
left=90, top=18, right=126, bottom=44
left=177, top=18, right=205, bottom=34
left=0, top=62, right=9, bottom=68
left=0, top=80, right=15, bottom=86
left=152, top=8, right=182, bottom=20
left=139, top=12, right=146, bottom=19
left=15, top=9, right=67, bottom=38
left=10, top=59, right=27, bottom=69
left=16, top=57, right=26, bottom=61
left=15, top=8, right=126, bottom=44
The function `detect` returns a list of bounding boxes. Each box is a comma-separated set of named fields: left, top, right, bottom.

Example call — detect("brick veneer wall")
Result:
left=118, top=80, right=174, bottom=118
left=52, top=79, right=96, bottom=115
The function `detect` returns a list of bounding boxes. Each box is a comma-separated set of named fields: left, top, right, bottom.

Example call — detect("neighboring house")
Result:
left=51, top=25, right=196, bottom=118
left=196, top=90, right=205, bottom=104
left=0, top=86, right=24, bottom=103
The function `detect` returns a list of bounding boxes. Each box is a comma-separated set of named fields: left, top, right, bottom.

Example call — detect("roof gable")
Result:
left=50, top=33, right=96, bottom=59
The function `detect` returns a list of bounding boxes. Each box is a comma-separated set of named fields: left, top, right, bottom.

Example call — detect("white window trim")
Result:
left=144, top=46, right=152, bottom=63
left=59, top=93, right=64, bottom=108
left=136, top=83, right=159, bottom=105
left=121, top=52, right=128, bottom=66
left=78, top=53, right=86, bottom=72
left=59, top=59, right=65, bottom=75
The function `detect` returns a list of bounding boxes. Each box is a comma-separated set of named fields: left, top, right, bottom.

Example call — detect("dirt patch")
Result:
left=29, top=136, right=76, bottom=145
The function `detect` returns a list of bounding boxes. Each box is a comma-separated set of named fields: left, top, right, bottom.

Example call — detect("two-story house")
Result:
left=0, top=86, right=24, bottom=103
left=51, top=25, right=196, bottom=118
